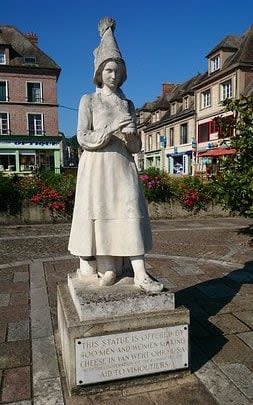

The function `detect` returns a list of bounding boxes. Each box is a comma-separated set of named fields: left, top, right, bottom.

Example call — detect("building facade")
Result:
left=194, top=26, right=253, bottom=174
left=137, top=25, right=253, bottom=175
left=0, top=26, right=61, bottom=174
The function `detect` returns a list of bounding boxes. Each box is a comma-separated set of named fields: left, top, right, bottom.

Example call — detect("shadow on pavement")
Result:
left=176, top=260, right=253, bottom=372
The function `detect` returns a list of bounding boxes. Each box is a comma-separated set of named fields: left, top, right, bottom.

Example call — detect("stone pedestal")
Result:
left=57, top=274, right=190, bottom=394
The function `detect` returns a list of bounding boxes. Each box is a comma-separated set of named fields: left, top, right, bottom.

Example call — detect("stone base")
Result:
left=68, top=272, right=175, bottom=321
left=57, top=281, right=190, bottom=394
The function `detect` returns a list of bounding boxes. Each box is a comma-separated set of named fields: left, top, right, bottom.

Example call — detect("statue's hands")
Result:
left=109, top=114, right=133, bottom=134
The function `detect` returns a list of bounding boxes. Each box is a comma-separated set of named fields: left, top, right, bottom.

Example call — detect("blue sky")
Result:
left=1, top=0, right=253, bottom=136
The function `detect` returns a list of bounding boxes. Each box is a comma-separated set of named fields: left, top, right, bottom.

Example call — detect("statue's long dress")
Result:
left=68, top=90, right=152, bottom=257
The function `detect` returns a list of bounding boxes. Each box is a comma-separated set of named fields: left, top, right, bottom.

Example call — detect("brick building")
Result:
left=0, top=26, right=61, bottom=174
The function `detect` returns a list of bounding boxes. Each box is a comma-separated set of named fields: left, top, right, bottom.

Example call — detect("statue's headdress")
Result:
left=93, top=17, right=127, bottom=88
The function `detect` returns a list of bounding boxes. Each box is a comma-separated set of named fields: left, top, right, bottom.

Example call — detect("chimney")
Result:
left=162, top=83, right=175, bottom=95
left=24, top=32, right=38, bottom=46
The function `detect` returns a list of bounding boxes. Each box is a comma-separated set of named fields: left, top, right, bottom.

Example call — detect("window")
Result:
left=201, top=89, right=211, bottom=108
left=156, top=132, right=160, bottom=149
left=0, top=113, right=9, bottom=135
left=28, top=113, right=43, bottom=135
left=171, top=102, right=176, bottom=115
left=27, top=82, right=42, bottom=103
left=0, top=81, right=8, bottom=101
left=169, top=127, right=174, bottom=146
left=210, top=54, right=220, bottom=72
left=220, top=80, right=232, bottom=100
left=198, top=122, right=209, bottom=143
left=198, top=118, right=232, bottom=143
left=0, top=51, right=6, bottom=64
left=0, top=154, right=16, bottom=171
left=148, top=134, right=152, bottom=151
left=180, top=123, right=188, bottom=144
left=24, top=55, right=37, bottom=64
left=183, top=96, right=189, bottom=109
left=20, top=153, right=36, bottom=171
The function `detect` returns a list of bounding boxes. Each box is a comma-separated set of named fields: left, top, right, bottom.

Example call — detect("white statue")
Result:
left=68, top=17, right=163, bottom=293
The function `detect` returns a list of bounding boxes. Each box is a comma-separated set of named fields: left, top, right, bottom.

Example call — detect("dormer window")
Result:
left=210, top=54, right=220, bottom=72
left=24, top=55, right=37, bottom=64
left=0, top=50, right=6, bottom=64
left=183, top=96, right=189, bottom=110
left=171, top=102, right=176, bottom=115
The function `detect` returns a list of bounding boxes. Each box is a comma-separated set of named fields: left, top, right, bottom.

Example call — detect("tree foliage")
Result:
left=213, top=96, right=253, bottom=217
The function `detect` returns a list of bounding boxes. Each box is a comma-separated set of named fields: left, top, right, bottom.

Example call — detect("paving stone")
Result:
left=0, top=304, right=29, bottom=322
left=0, top=268, right=14, bottom=281
left=10, top=291, right=29, bottom=306
left=31, top=286, right=49, bottom=309
left=33, top=377, right=64, bottom=405
left=13, top=264, right=29, bottom=272
left=148, top=378, right=216, bottom=404
left=0, top=293, right=10, bottom=306
left=0, top=341, right=30, bottom=368
left=209, top=313, right=250, bottom=335
left=0, top=323, right=6, bottom=343
left=101, top=394, right=154, bottom=405
left=237, top=331, right=253, bottom=350
left=14, top=271, right=29, bottom=283
left=1, top=366, right=31, bottom=403
left=172, top=259, right=204, bottom=276
left=8, top=319, right=30, bottom=341
left=196, top=360, right=250, bottom=404
left=64, top=396, right=94, bottom=404
left=233, top=311, right=253, bottom=328
left=220, top=363, right=253, bottom=399
left=30, top=262, right=46, bottom=289
left=0, top=281, right=29, bottom=293
left=32, top=336, right=59, bottom=384
left=7, top=401, right=32, bottom=405
left=31, top=307, right=53, bottom=339
left=200, top=335, right=253, bottom=370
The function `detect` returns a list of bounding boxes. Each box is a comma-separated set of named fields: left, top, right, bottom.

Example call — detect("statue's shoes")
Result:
left=134, top=275, right=164, bottom=293
left=99, top=270, right=116, bottom=286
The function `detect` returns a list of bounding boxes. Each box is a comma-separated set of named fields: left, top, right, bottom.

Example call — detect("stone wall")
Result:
left=0, top=201, right=232, bottom=225
left=148, top=201, right=232, bottom=219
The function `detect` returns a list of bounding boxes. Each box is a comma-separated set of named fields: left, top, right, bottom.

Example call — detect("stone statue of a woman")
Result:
left=68, top=17, right=163, bottom=293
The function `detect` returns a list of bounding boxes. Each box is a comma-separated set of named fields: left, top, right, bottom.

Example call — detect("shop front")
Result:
left=144, top=150, right=161, bottom=170
left=197, top=146, right=237, bottom=175
left=166, top=146, right=192, bottom=175
left=0, top=136, right=62, bottom=174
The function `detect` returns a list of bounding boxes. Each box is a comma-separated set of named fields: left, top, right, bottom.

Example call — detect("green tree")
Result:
left=213, top=96, right=253, bottom=217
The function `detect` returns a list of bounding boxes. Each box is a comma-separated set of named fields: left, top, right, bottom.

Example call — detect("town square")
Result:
left=0, top=0, right=253, bottom=404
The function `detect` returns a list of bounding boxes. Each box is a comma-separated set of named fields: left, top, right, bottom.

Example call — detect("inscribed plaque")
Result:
left=76, top=325, right=188, bottom=385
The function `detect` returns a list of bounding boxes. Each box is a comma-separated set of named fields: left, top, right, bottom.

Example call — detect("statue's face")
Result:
left=102, top=61, right=122, bottom=91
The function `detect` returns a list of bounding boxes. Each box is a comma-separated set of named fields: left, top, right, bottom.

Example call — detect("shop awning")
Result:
left=198, top=147, right=237, bottom=157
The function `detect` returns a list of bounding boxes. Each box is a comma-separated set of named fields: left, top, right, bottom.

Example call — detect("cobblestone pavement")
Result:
left=0, top=217, right=252, bottom=404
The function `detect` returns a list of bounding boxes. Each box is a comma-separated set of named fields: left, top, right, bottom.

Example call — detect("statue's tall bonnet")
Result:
left=93, top=17, right=127, bottom=88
